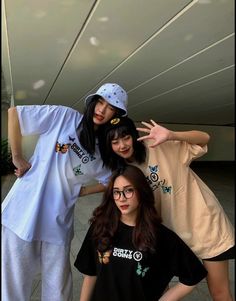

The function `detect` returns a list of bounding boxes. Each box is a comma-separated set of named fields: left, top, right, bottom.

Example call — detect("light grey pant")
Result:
left=1, top=226, right=73, bottom=301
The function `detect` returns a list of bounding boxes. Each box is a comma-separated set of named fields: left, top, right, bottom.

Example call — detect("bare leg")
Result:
left=203, top=260, right=233, bottom=301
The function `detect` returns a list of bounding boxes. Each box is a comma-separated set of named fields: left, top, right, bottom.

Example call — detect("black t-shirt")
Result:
left=74, top=222, right=207, bottom=301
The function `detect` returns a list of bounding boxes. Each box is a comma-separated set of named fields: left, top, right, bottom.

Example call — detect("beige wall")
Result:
left=136, top=122, right=235, bottom=161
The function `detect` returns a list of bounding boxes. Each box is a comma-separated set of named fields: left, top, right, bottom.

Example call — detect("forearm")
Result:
left=169, top=130, right=210, bottom=147
left=80, top=275, right=97, bottom=301
left=80, top=183, right=106, bottom=196
left=8, top=106, right=31, bottom=177
left=137, top=120, right=210, bottom=148
left=159, top=283, right=196, bottom=301
left=8, top=107, right=23, bottom=158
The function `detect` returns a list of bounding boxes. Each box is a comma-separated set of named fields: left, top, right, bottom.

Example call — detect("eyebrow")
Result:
left=113, top=185, right=133, bottom=190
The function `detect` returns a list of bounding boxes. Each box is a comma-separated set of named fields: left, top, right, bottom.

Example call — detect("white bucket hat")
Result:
left=85, top=83, right=128, bottom=116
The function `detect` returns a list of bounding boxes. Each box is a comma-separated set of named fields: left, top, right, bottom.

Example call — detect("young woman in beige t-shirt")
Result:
left=98, top=116, right=235, bottom=301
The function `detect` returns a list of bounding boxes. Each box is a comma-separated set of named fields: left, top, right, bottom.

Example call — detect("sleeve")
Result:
left=180, top=141, right=208, bottom=165
left=156, top=140, right=207, bottom=166
left=74, top=225, right=98, bottom=276
left=169, top=229, right=208, bottom=286
left=95, top=166, right=112, bottom=186
left=16, top=105, right=79, bottom=136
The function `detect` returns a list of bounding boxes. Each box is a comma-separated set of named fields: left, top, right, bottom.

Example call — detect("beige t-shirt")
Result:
left=132, top=140, right=234, bottom=259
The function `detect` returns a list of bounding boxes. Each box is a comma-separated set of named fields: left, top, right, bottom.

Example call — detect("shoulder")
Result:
left=16, top=105, right=79, bottom=115
left=48, top=105, right=82, bottom=122
left=158, top=223, right=175, bottom=235
left=157, top=224, right=182, bottom=245
left=146, top=140, right=182, bottom=153
left=55, top=105, right=80, bottom=115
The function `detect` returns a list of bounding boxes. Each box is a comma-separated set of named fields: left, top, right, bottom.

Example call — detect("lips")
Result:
left=119, top=149, right=130, bottom=156
left=120, top=205, right=129, bottom=210
left=94, top=114, right=104, bottom=122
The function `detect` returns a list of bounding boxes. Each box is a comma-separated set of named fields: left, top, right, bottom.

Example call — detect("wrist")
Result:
left=168, top=130, right=175, bottom=141
left=12, top=153, right=23, bottom=161
left=81, top=186, right=87, bottom=196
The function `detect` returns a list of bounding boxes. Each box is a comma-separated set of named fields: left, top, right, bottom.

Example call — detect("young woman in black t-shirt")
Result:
left=74, top=165, right=207, bottom=301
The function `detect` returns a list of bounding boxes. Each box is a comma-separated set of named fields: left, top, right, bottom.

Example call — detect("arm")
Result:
left=136, top=120, right=210, bottom=148
left=8, top=107, right=31, bottom=177
left=159, top=283, right=196, bottom=301
left=79, top=183, right=106, bottom=197
left=80, top=275, right=97, bottom=301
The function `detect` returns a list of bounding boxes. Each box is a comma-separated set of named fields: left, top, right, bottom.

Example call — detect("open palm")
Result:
left=136, top=119, right=171, bottom=148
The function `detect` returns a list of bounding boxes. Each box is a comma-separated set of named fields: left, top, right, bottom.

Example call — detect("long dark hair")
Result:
left=98, top=117, right=146, bottom=170
left=78, top=96, right=123, bottom=154
left=90, top=165, right=162, bottom=252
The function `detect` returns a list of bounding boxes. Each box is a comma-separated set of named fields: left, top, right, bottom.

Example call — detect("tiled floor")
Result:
left=1, top=163, right=235, bottom=300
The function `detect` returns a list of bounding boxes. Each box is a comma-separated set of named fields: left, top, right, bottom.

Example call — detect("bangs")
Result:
left=108, top=126, right=131, bottom=140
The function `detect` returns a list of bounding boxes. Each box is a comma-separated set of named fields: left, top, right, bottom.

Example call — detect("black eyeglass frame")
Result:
left=113, top=187, right=135, bottom=200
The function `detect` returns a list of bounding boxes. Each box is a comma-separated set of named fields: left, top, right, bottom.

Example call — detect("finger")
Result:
left=136, top=127, right=150, bottom=134
left=14, top=171, right=20, bottom=177
left=16, top=167, right=28, bottom=177
left=137, top=135, right=150, bottom=141
left=150, top=119, right=158, bottom=126
left=140, top=121, right=153, bottom=129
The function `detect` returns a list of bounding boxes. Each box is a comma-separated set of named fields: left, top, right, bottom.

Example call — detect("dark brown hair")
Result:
left=90, top=165, right=162, bottom=252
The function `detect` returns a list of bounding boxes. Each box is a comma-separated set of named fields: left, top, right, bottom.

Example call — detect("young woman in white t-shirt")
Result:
left=2, top=83, right=128, bottom=301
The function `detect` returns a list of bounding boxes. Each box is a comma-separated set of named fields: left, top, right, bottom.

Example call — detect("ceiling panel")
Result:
left=84, top=0, right=235, bottom=94
left=130, top=67, right=234, bottom=124
left=3, top=0, right=96, bottom=104
left=44, top=0, right=192, bottom=105
left=1, top=0, right=234, bottom=126
left=124, top=36, right=234, bottom=107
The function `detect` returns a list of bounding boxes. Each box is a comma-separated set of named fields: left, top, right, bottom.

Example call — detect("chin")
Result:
left=122, top=152, right=132, bottom=159
left=93, top=117, right=103, bottom=125
left=118, top=154, right=128, bottom=159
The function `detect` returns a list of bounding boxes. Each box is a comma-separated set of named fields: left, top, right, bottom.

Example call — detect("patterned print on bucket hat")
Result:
left=85, top=83, right=128, bottom=116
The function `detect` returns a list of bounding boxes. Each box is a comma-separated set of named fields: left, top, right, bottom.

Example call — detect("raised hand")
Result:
left=136, top=119, right=171, bottom=148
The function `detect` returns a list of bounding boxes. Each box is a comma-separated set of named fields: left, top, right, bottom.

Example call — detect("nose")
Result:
left=118, top=140, right=127, bottom=149
left=119, top=192, right=127, bottom=202
left=98, top=103, right=107, bottom=113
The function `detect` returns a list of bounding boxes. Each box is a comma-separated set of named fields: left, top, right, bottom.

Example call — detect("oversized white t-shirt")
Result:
left=132, top=140, right=234, bottom=259
left=2, top=105, right=111, bottom=245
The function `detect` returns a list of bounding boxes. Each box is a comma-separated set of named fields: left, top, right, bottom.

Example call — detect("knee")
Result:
left=209, top=286, right=233, bottom=301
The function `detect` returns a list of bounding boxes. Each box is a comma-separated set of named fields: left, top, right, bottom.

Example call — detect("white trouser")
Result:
left=1, top=226, right=73, bottom=301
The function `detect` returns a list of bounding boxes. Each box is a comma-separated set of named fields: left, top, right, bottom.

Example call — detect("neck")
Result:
left=126, top=155, right=135, bottom=163
left=120, top=214, right=136, bottom=227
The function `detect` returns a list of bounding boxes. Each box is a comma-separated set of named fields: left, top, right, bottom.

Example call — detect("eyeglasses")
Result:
left=113, top=187, right=135, bottom=200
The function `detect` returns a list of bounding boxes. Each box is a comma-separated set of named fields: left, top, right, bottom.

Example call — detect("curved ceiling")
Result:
left=2, top=0, right=234, bottom=126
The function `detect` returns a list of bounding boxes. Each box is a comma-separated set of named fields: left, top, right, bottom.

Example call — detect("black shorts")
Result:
left=203, top=246, right=235, bottom=261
